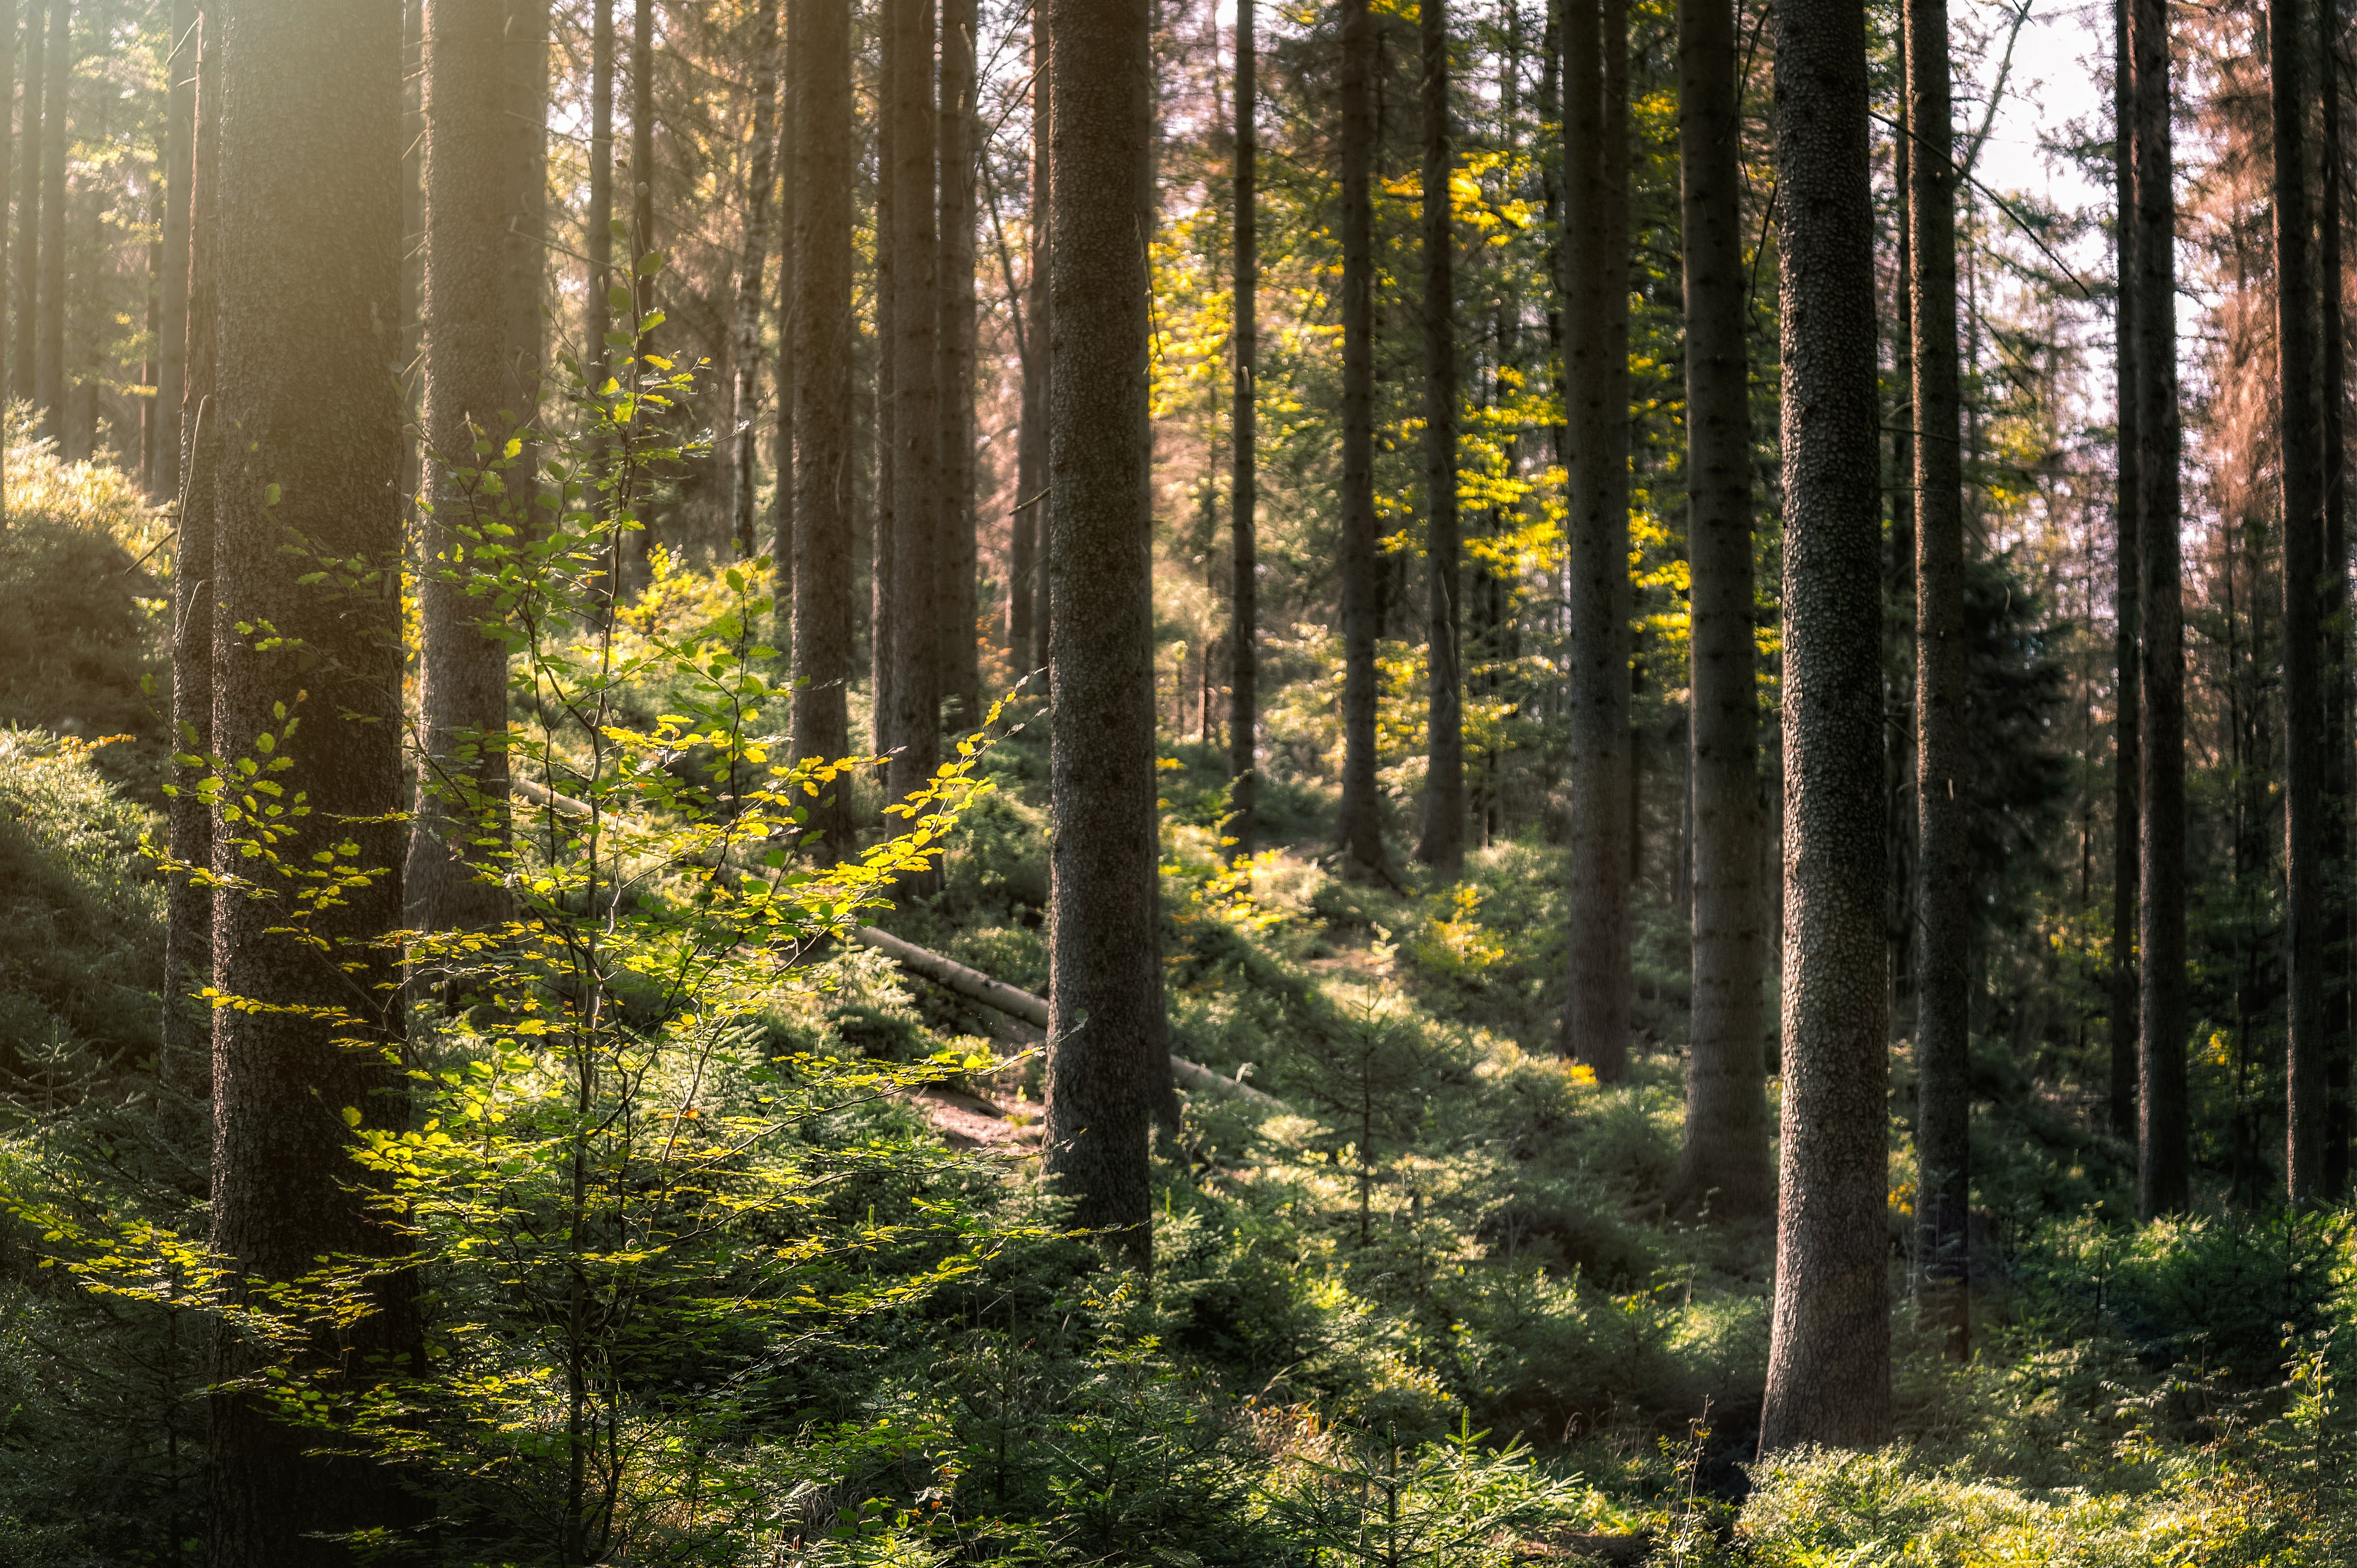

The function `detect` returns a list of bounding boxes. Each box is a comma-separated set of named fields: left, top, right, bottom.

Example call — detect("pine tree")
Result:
left=938, top=0, right=979, bottom=727
left=2108, top=0, right=2141, bottom=1143
left=154, top=0, right=193, bottom=500
left=883, top=0, right=941, bottom=806
left=1415, top=0, right=1463, bottom=880
left=34, top=0, right=65, bottom=441
left=503, top=0, right=549, bottom=455
left=728, top=0, right=780, bottom=559
left=1228, top=0, right=1257, bottom=862
left=1335, top=0, right=1384, bottom=879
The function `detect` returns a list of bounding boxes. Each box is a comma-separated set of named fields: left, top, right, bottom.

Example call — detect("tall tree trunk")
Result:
left=773, top=25, right=796, bottom=607
left=156, top=0, right=192, bottom=501
left=401, top=0, right=423, bottom=517
left=1665, top=0, right=1769, bottom=1222
left=1908, top=0, right=1969, bottom=1344
left=1888, top=22, right=1916, bottom=1044
left=1040, top=0, right=1167, bottom=1270
left=874, top=51, right=896, bottom=754
left=2322, top=0, right=2351, bottom=1196
left=207, top=2, right=414, bottom=1556
left=883, top=0, right=940, bottom=809
left=2133, top=0, right=2188, bottom=1218
left=1335, top=0, right=1383, bottom=878
left=1758, top=0, right=1893, bottom=1453
left=938, top=0, right=979, bottom=727
left=160, top=4, right=215, bottom=1185
left=142, top=226, right=160, bottom=490
left=0, top=1, right=11, bottom=522
left=1415, top=0, right=1463, bottom=879
left=1228, top=0, right=1256, bottom=862
left=1008, top=23, right=1045, bottom=672
left=586, top=0, right=614, bottom=605
left=35, top=0, right=64, bottom=443
left=2277, top=0, right=2329, bottom=1203
left=1027, top=21, right=1050, bottom=675
left=631, top=0, right=652, bottom=291
left=729, top=0, right=780, bottom=558
left=789, top=0, right=854, bottom=860
left=408, top=0, right=516, bottom=941
left=2109, top=0, right=2141, bottom=1143
left=12, top=0, right=35, bottom=408
left=503, top=0, right=549, bottom=461
left=1562, top=0, right=1631, bottom=1079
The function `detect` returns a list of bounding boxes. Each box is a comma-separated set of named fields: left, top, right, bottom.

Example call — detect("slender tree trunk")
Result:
left=0, top=4, right=11, bottom=522
left=1666, top=0, right=1769, bottom=1222
left=789, top=0, right=854, bottom=860
left=12, top=0, right=35, bottom=408
left=883, top=0, right=940, bottom=808
left=632, top=0, right=652, bottom=296
left=2109, top=0, right=2141, bottom=1143
left=874, top=57, right=896, bottom=754
left=586, top=0, right=614, bottom=606
left=1334, top=0, right=1384, bottom=878
left=1027, top=21, right=1050, bottom=675
left=156, top=0, right=192, bottom=501
left=35, top=0, right=64, bottom=443
left=401, top=0, right=423, bottom=517
left=1908, top=0, right=1969, bottom=1345
left=2322, top=0, right=2351, bottom=1196
left=1228, top=0, right=1257, bottom=862
left=503, top=0, right=549, bottom=458
left=2277, top=0, right=2329, bottom=1203
left=772, top=26, right=796, bottom=607
left=1562, top=0, right=1631, bottom=1078
left=1758, top=0, right=1893, bottom=1453
left=408, top=0, right=516, bottom=942
left=729, top=0, right=780, bottom=558
left=2133, top=0, right=2188, bottom=1218
left=1415, top=0, right=1463, bottom=879
left=207, top=3, right=414, bottom=1557
left=938, top=0, right=979, bottom=727
left=142, top=227, right=160, bottom=490
left=1888, top=26, right=1917, bottom=1043
left=1041, top=0, right=1167, bottom=1270
left=1008, top=25, right=1046, bottom=671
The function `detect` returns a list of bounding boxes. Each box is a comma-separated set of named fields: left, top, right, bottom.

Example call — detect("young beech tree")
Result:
left=1041, top=0, right=1170, bottom=1268
left=1415, top=0, right=1462, bottom=881
left=1334, top=0, right=1383, bottom=880
left=1666, top=0, right=1770, bottom=1222
left=1228, top=0, right=1257, bottom=863
left=409, top=0, right=517, bottom=941
left=206, top=0, right=413, bottom=1556
left=1759, top=0, right=1893, bottom=1452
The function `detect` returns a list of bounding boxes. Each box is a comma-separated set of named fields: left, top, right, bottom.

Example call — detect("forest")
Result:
left=2, top=0, right=2356, bottom=1561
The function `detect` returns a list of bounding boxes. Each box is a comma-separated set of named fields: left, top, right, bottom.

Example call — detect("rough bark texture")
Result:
left=1040, top=0, right=1167, bottom=1268
left=1665, top=0, right=1769, bottom=1222
left=2322, top=0, right=2350, bottom=1196
left=938, top=0, right=979, bottom=727
left=1028, top=25, right=1050, bottom=677
left=586, top=0, right=613, bottom=608
left=503, top=0, right=548, bottom=447
left=883, top=0, right=940, bottom=808
left=1415, top=0, right=1462, bottom=879
left=1908, top=0, right=1969, bottom=1337
left=1561, top=0, right=1631, bottom=1079
left=207, top=2, right=414, bottom=1557
left=874, top=78, right=896, bottom=752
left=728, top=0, right=779, bottom=558
left=34, top=0, right=64, bottom=440
left=155, top=0, right=193, bottom=501
left=409, top=0, right=516, bottom=942
left=1228, top=0, right=1257, bottom=862
left=1007, top=47, right=1042, bottom=673
left=1334, top=0, right=1385, bottom=878
left=772, top=50, right=795, bottom=609
left=1887, top=34, right=1916, bottom=1042
left=2132, top=0, right=2188, bottom=1218
left=1758, top=0, right=1893, bottom=1452
left=11, top=0, right=34, bottom=406
left=2275, top=0, right=2327, bottom=1202
left=788, top=0, right=855, bottom=860
left=2109, top=0, right=2141, bottom=1143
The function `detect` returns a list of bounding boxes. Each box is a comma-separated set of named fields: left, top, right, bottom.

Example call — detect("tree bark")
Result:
left=1561, top=0, right=1631, bottom=1079
left=631, top=0, right=652, bottom=295
left=586, top=0, right=613, bottom=606
left=207, top=2, right=414, bottom=1556
left=1027, top=20, right=1051, bottom=676
left=1758, top=0, right=1893, bottom=1452
left=155, top=0, right=193, bottom=501
left=1415, top=0, right=1463, bottom=879
left=789, top=0, right=855, bottom=861
left=938, top=0, right=979, bottom=727
left=2132, top=0, right=2188, bottom=1218
left=1228, top=0, right=1257, bottom=862
left=12, top=0, right=35, bottom=408
left=1887, top=20, right=1916, bottom=1044
left=772, top=35, right=795, bottom=609
left=2321, top=0, right=2350, bottom=1196
left=2108, top=0, right=2141, bottom=1144
left=1041, top=0, right=1166, bottom=1269
left=34, top=0, right=64, bottom=443
left=502, top=0, right=548, bottom=461
left=1007, top=25, right=1043, bottom=674
left=729, top=0, right=780, bottom=558
left=884, top=0, right=940, bottom=809
left=408, top=0, right=516, bottom=941
left=1908, top=0, right=1969, bottom=1344
left=1665, top=0, right=1769, bottom=1222
left=874, top=60, right=896, bottom=754
left=1334, top=0, right=1384, bottom=879
left=2276, top=0, right=2329, bottom=1203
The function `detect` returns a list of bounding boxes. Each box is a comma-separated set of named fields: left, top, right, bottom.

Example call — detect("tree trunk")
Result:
left=401, top=0, right=423, bottom=516
left=874, top=61, right=896, bottom=754
left=1228, top=0, right=1257, bottom=862
left=788, top=0, right=855, bottom=860
left=1027, top=20, right=1051, bottom=676
left=772, top=37, right=795, bottom=609
left=1335, top=0, right=1383, bottom=878
left=408, top=0, right=516, bottom=942
left=155, top=0, right=193, bottom=501
left=35, top=0, right=64, bottom=443
left=207, top=2, right=414, bottom=1557
left=631, top=0, right=652, bottom=296
left=729, top=0, right=780, bottom=558
left=2132, top=0, right=2188, bottom=1218
left=2109, top=0, right=2141, bottom=1144
left=2276, top=0, right=2329, bottom=1203
left=1415, top=0, right=1463, bottom=879
left=586, top=0, right=613, bottom=603
left=1908, top=0, right=1969, bottom=1344
left=1007, top=25, right=1045, bottom=673
left=1665, top=0, right=1769, bottom=1222
left=2321, top=0, right=2350, bottom=1196
left=883, top=0, right=940, bottom=808
left=12, top=0, right=35, bottom=408
left=938, top=0, right=979, bottom=727
left=1758, top=0, right=1893, bottom=1453
left=1040, top=0, right=1167, bottom=1270
left=142, top=227, right=160, bottom=490
left=502, top=0, right=549, bottom=461
left=1562, top=0, right=1631, bottom=1079
left=1888, top=34, right=1917, bottom=1046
